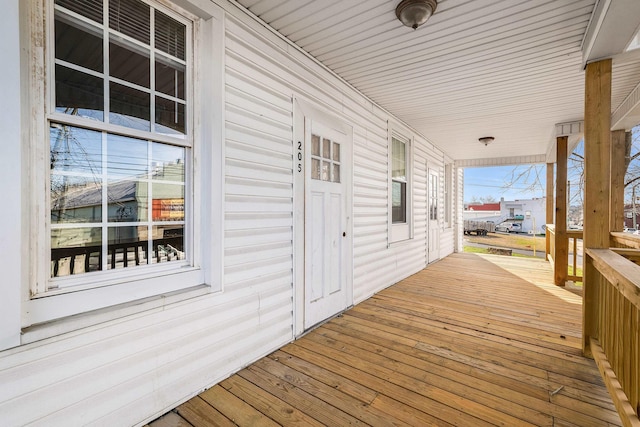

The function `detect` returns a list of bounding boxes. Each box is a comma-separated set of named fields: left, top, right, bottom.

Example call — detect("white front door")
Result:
left=428, top=168, right=440, bottom=263
left=304, top=119, right=350, bottom=329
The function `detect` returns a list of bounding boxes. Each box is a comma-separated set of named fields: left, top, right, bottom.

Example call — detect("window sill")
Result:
left=22, top=282, right=211, bottom=345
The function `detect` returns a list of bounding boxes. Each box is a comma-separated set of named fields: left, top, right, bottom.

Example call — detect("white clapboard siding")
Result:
left=0, top=2, right=455, bottom=426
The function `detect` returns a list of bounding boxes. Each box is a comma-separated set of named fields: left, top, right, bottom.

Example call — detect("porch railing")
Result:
left=546, top=224, right=583, bottom=284
left=584, top=235, right=640, bottom=425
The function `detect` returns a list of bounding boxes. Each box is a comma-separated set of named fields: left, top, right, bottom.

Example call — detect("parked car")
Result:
left=496, top=222, right=521, bottom=233
left=624, top=227, right=637, bottom=233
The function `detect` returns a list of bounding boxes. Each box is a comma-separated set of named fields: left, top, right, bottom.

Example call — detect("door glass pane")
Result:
left=55, top=16, right=103, bottom=72
left=55, top=65, right=104, bottom=120
left=311, top=158, right=320, bottom=180
left=51, top=227, right=102, bottom=277
left=107, top=225, right=149, bottom=269
left=332, top=142, right=340, bottom=161
left=110, top=36, right=150, bottom=88
left=322, top=138, right=330, bottom=159
left=332, top=164, right=340, bottom=183
left=109, top=82, right=150, bottom=130
left=322, top=161, right=330, bottom=181
left=311, top=135, right=320, bottom=156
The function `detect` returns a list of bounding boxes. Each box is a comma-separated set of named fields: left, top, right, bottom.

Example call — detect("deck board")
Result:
left=149, top=253, right=622, bottom=426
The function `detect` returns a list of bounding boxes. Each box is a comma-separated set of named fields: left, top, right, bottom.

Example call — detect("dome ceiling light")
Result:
left=396, top=0, right=438, bottom=30
left=479, top=137, right=495, bottom=146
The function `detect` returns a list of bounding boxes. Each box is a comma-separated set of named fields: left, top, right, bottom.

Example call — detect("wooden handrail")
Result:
left=611, top=232, right=640, bottom=249
left=585, top=248, right=640, bottom=424
left=546, top=224, right=583, bottom=284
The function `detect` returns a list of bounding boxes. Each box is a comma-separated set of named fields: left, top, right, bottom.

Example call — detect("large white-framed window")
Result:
left=388, top=128, right=413, bottom=243
left=23, top=0, right=223, bottom=328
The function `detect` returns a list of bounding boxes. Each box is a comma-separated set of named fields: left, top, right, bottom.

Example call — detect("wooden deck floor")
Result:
left=149, top=253, right=621, bottom=427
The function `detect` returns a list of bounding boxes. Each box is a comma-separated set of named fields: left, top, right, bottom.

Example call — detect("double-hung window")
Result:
left=389, top=132, right=412, bottom=242
left=29, top=0, right=207, bottom=324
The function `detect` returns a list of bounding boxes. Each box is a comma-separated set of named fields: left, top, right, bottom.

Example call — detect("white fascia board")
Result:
left=612, top=79, right=640, bottom=130
left=582, top=0, right=640, bottom=66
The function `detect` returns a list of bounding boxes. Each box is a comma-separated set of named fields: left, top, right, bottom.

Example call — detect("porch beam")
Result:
left=546, top=163, right=554, bottom=258
left=583, top=58, right=612, bottom=355
left=554, top=137, right=568, bottom=286
left=610, top=130, right=626, bottom=232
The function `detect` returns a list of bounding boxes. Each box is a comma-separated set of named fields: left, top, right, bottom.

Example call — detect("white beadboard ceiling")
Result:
left=234, top=0, right=640, bottom=164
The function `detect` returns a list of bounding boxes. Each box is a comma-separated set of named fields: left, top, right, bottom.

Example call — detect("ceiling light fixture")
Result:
left=479, top=136, right=495, bottom=146
left=396, top=0, right=438, bottom=30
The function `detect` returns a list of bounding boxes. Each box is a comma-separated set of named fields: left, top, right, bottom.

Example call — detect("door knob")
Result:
left=343, top=232, right=346, bottom=237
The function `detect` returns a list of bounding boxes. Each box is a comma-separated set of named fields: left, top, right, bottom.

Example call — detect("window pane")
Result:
left=155, top=96, right=185, bottom=135
left=392, top=181, right=406, bottom=223
left=151, top=143, right=185, bottom=181
left=322, top=138, right=330, bottom=159
left=321, top=161, right=330, bottom=181
left=332, top=142, right=340, bottom=161
left=108, top=181, right=147, bottom=222
left=110, top=36, right=150, bottom=87
left=51, top=227, right=102, bottom=277
left=392, top=137, right=406, bottom=180
left=155, top=58, right=185, bottom=99
left=51, top=176, right=102, bottom=224
left=50, top=124, right=102, bottom=174
left=109, top=81, right=150, bottom=130
left=55, top=15, right=103, bottom=72
left=311, top=135, right=320, bottom=156
left=152, top=184, right=184, bottom=221
left=55, top=65, right=104, bottom=120
left=107, top=133, right=148, bottom=179
left=311, top=158, right=320, bottom=180
left=55, top=0, right=103, bottom=24
left=155, top=10, right=186, bottom=60
left=107, top=225, right=149, bottom=269
left=109, top=0, right=150, bottom=44
left=332, top=164, right=340, bottom=183
left=152, top=225, right=185, bottom=263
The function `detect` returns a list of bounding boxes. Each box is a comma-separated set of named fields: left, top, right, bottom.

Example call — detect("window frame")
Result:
left=444, top=163, right=453, bottom=228
left=388, top=124, right=413, bottom=244
left=23, top=0, right=223, bottom=328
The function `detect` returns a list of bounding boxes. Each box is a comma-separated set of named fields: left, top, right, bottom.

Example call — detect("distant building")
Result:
left=464, top=197, right=546, bottom=234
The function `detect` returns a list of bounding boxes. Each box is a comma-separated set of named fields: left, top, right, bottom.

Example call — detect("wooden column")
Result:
left=583, top=59, right=612, bottom=356
left=610, top=129, right=626, bottom=233
left=546, top=163, right=554, bottom=258
left=554, top=137, right=568, bottom=286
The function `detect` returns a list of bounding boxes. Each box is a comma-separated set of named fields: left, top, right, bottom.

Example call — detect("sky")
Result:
left=464, top=165, right=547, bottom=204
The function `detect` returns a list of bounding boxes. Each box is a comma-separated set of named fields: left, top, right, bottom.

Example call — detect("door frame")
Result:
left=293, top=97, right=354, bottom=337
left=427, top=164, right=440, bottom=264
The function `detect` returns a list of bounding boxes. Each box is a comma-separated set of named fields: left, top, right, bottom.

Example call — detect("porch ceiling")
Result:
left=235, top=0, right=640, bottom=164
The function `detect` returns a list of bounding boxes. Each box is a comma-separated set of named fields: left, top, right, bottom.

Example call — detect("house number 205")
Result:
left=297, top=141, right=302, bottom=172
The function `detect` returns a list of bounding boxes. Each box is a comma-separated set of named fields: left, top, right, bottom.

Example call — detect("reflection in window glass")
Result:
left=50, top=124, right=102, bottom=173
left=152, top=143, right=185, bottom=181
left=55, top=0, right=103, bottom=24
left=55, top=18, right=103, bottom=72
left=322, top=138, right=330, bottom=159
left=109, top=0, right=150, bottom=44
left=107, top=134, right=148, bottom=179
left=107, top=225, right=149, bottom=269
left=109, top=37, right=150, bottom=88
left=156, top=96, right=185, bottom=135
left=55, top=65, right=104, bottom=120
left=311, top=158, right=320, bottom=180
left=51, top=227, right=102, bottom=277
left=152, top=225, right=185, bottom=263
left=108, top=181, right=147, bottom=222
left=51, top=176, right=102, bottom=224
left=155, top=10, right=186, bottom=60
left=109, top=82, right=151, bottom=130
left=332, top=142, right=340, bottom=161
left=332, top=164, right=340, bottom=183
left=392, top=181, right=406, bottom=223
left=152, top=183, right=184, bottom=221
left=156, top=59, right=185, bottom=99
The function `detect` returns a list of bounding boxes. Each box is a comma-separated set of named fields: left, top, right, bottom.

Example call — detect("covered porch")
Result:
left=150, top=253, right=621, bottom=426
